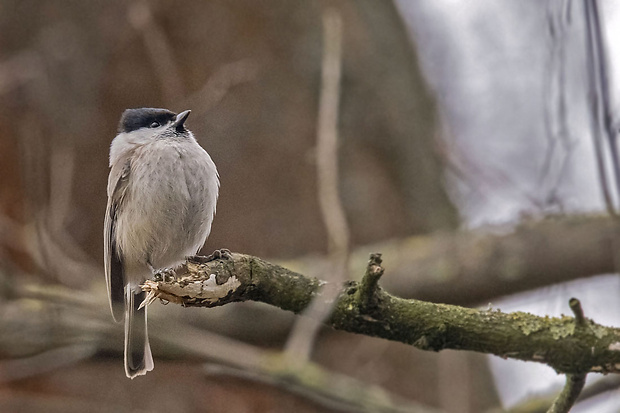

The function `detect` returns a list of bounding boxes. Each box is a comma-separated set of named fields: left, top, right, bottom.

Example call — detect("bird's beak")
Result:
left=173, top=110, right=191, bottom=131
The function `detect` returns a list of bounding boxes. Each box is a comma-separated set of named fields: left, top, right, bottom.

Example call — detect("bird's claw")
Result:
left=152, top=267, right=176, bottom=282
left=187, top=249, right=232, bottom=264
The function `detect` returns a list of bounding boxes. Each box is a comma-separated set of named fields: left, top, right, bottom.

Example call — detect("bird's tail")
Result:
left=124, top=286, right=154, bottom=379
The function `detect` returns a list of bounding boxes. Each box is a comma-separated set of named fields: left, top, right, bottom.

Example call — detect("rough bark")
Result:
left=142, top=252, right=620, bottom=375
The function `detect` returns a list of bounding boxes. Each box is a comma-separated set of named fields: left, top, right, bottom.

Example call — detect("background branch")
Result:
left=9, top=282, right=442, bottom=413
left=281, top=214, right=619, bottom=305
left=284, top=7, right=348, bottom=365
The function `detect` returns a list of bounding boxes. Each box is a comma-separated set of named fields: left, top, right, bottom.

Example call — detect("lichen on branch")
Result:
left=141, top=252, right=620, bottom=375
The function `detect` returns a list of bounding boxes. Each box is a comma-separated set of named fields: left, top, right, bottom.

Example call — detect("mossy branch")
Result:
left=142, top=253, right=620, bottom=375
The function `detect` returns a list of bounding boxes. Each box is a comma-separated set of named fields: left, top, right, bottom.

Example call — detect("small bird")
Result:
left=104, top=108, right=219, bottom=378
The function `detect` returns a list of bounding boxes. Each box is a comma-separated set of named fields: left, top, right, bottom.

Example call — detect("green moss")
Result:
left=589, top=323, right=608, bottom=340
left=550, top=323, right=575, bottom=340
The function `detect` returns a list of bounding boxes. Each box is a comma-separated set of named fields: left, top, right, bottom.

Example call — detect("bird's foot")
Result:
left=152, top=267, right=176, bottom=282
left=187, top=249, right=232, bottom=264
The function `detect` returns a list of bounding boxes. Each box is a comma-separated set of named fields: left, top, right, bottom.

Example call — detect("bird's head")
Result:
left=110, top=108, right=193, bottom=165
left=118, top=107, right=192, bottom=137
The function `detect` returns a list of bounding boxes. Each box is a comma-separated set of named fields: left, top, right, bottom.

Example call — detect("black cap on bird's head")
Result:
left=118, top=108, right=191, bottom=134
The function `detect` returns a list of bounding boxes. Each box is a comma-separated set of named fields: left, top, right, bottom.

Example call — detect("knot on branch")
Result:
left=356, top=253, right=385, bottom=311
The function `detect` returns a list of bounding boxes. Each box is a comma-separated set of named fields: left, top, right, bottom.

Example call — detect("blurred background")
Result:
left=1, top=0, right=620, bottom=412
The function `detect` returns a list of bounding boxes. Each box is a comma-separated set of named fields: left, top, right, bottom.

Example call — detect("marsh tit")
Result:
left=104, top=108, right=219, bottom=378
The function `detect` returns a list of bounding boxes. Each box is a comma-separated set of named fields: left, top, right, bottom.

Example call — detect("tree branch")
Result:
left=142, top=253, right=620, bottom=375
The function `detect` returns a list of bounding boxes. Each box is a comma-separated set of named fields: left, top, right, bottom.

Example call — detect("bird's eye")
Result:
left=150, top=121, right=160, bottom=128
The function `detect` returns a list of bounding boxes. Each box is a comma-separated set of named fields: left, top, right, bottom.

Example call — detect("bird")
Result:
left=104, top=108, right=219, bottom=378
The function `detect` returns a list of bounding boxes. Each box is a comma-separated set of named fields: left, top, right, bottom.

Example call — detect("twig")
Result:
left=203, top=362, right=445, bottom=413
left=568, top=297, right=585, bottom=327
left=583, top=0, right=618, bottom=215
left=0, top=343, right=97, bottom=383
left=541, top=0, right=575, bottom=209
left=283, top=7, right=347, bottom=366
left=49, top=147, right=75, bottom=232
left=494, top=374, right=620, bottom=413
left=357, top=253, right=385, bottom=310
left=181, top=58, right=260, bottom=115
left=127, top=1, right=184, bottom=105
left=546, top=374, right=586, bottom=413
left=546, top=298, right=589, bottom=413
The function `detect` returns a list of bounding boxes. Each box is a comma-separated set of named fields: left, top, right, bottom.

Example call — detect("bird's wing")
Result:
left=104, top=159, right=131, bottom=322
